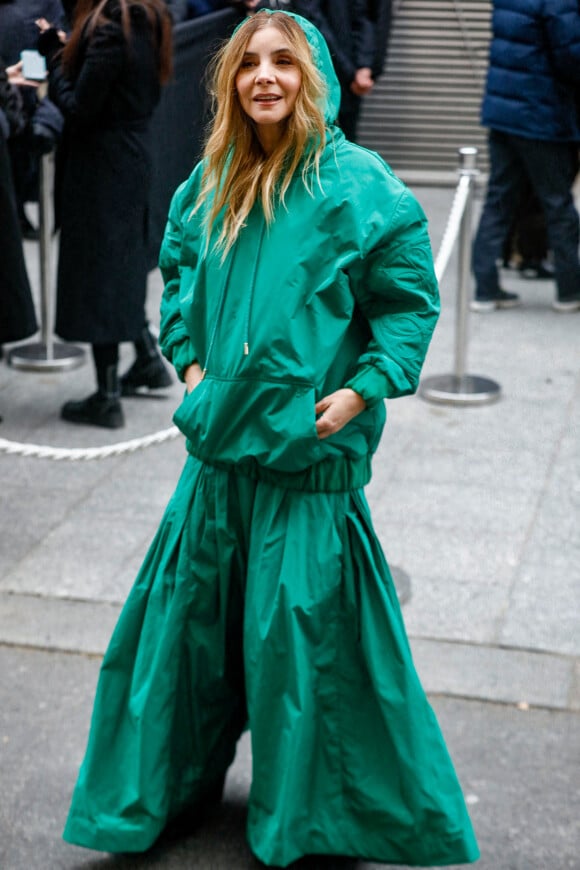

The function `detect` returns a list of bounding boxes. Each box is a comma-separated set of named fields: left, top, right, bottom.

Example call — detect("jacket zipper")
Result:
left=201, top=218, right=267, bottom=377
left=241, top=219, right=267, bottom=358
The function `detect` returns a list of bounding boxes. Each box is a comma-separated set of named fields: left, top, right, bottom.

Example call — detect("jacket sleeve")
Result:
left=352, top=0, right=376, bottom=71
left=544, top=4, right=580, bottom=86
left=369, top=0, right=393, bottom=80
left=158, top=180, right=199, bottom=381
left=46, top=24, right=126, bottom=122
left=344, top=186, right=440, bottom=405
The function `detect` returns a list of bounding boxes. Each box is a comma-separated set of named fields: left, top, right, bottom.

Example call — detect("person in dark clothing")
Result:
left=1, top=0, right=66, bottom=239
left=162, top=0, right=188, bottom=24
left=232, top=0, right=392, bottom=141
left=0, top=1, right=28, bottom=65
left=187, top=0, right=227, bottom=17
left=472, top=0, right=580, bottom=313
left=37, top=0, right=174, bottom=428
left=0, top=59, right=38, bottom=419
left=293, top=0, right=392, bottom=141
left=0, top=0, right=41, bottom=239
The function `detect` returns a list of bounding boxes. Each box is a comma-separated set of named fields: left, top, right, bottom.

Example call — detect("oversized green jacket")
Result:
left=159, top=12, right=439, bottom=493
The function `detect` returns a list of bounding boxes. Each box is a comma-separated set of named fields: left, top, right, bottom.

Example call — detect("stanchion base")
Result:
left=390, top=565, right=412, bottom=606
left=419, top=373, right=501, bottom=406
left=8, top=342, right=86, bottom=373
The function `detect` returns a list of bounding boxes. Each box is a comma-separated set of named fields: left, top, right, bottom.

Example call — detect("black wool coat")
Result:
left=0, top=132, right=37, bottom=343
left=0, top=64, right=37, bottom=345
left=45, top=2, right=162, bottom=343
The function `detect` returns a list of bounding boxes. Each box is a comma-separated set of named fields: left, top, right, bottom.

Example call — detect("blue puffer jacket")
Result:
left=482, top=0, right=580, bottom=142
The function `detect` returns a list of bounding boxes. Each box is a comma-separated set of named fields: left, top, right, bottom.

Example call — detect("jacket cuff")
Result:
left=345, top=364, right=389, bottom=408
left=170, top=338, right=197, bottom=382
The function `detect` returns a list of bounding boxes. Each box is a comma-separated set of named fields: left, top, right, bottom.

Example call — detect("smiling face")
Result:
left=235, top=23, right=302, bottom=152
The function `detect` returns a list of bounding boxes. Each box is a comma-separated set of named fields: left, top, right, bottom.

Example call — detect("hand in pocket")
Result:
left=184, top=362, right=204, bottom=394
left=315, top=388, right=366, bottom=439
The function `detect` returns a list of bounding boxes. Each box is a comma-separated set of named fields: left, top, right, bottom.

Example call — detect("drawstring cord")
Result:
left=201, top=216, right=266, bottom=376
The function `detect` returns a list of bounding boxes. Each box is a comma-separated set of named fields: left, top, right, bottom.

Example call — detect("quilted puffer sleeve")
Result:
left=544, top=1, right=580, bottom=86
left=158, top=175, right=200, bottom=381
left=344, top=185, right=439, bottom=406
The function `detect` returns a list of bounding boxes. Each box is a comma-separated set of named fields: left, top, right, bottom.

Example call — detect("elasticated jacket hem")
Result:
left=184, top=439, right=373, bottom=492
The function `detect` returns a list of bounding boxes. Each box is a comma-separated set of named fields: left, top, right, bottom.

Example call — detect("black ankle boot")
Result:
left=61, top=391, right=125, bottom=429
left=61, top=364, right=124, bottom=429
left=121, top=326, right=172, bottom=396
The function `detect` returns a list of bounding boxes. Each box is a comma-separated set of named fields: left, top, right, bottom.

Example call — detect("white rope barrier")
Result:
left=434, top=173, right=471, bottom=284
left=0, top=426, right=180, bottom=461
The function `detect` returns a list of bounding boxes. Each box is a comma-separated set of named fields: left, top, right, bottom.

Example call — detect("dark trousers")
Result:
left=473, top=131, right=580, bottom=301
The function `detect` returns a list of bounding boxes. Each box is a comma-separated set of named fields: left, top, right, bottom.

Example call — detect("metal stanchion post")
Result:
left=390, top=565, right=412, bottom=606
left=9, top=151, right=85, bottom=372
left=419, top=147, right=501, bottom=406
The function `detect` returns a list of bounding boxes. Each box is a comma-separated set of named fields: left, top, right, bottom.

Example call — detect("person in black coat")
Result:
left=234, top=0, right=392, bottom=140
left=38, top=0, right=174, bottom=428
left=1, top=0, right=66, bottom=239
left=0, top=59, right=38, bottom=388
left=0, top=1, right=29, bottom=65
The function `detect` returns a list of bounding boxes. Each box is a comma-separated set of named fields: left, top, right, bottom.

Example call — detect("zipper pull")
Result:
left=243, top=342, right=249, bottom=356
left=200, top=368, right=207, bottom=380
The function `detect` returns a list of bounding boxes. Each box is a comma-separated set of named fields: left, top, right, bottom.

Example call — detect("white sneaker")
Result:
left=552, top=297, right=580, bottom=312
left=470, top=299, right=497, bottom=313
left=471, top=290, right=521, bottom=312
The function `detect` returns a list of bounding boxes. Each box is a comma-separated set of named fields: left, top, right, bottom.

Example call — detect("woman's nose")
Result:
left=255, top=63, right=275, bottom=83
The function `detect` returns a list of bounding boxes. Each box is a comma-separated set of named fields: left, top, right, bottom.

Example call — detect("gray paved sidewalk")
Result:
left=0, top=184, right=579, bottom=868
left=2, top=644, right=579, bottom=870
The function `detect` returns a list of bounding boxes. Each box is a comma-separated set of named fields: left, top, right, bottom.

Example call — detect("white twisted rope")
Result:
left=0, top=425, right=180, bottom=461
left=434, top=173, right=471, bottom=283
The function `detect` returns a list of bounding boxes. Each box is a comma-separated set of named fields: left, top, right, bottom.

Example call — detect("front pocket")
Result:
left=173, top=376, right=329, bottom=473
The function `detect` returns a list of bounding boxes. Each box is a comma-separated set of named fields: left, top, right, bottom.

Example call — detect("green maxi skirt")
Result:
left=63, top=456, right=479, bottom=867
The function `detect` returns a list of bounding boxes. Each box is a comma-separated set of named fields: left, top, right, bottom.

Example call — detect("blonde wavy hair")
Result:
left=195, top=11, right=328, bottom=254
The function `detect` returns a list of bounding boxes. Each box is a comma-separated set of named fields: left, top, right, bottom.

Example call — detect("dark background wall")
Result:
left=148, top=7, right=241, bottom=266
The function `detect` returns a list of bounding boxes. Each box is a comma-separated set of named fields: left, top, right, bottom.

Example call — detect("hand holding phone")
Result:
left=6, top=61, right=40, bottom=88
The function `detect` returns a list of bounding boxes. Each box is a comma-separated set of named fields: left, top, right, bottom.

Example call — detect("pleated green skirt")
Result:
left=63, top=455, right=479, bottom=867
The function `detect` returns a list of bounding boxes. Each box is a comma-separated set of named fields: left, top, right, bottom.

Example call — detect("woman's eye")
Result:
left=277, top=57, right=293, bottom=66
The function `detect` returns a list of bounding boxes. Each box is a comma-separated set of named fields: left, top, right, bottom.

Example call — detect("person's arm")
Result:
left=368, top=0, right=393, bottom=80
left=351, top=0, right=393, bottom=91
left=543, top=4, right=580, bottom=86
left=0, top=63, right=36, bottom=137
left=292, top=0, right=358, bottom=88
left=315, top=175, right=439, bottom=440
left=344, top=185, right=440, bottom=407
left=39, top=22, right=126, bottom=121
left=352, top=0, right=375, bottom=71
left=158, top=178, right=201, bottom=384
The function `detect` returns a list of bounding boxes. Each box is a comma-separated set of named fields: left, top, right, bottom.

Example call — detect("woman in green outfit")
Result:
left=63, top=9, right=479, bottom=867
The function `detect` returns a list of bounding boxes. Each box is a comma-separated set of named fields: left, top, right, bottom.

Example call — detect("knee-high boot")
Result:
left=61, top=344, right=125, bottom=429
left=120, top=324, right=172, bottom=396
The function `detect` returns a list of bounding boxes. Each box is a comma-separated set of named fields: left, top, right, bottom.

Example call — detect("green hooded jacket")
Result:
left=159, top=11, right=439, bottom=493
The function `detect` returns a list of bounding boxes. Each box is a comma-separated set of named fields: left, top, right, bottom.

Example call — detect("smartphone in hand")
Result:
left=20, top=50, right=47, bottom=81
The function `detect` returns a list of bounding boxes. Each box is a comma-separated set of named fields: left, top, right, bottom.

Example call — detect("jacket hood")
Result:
left=233, top=10, right=341, bottom=124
